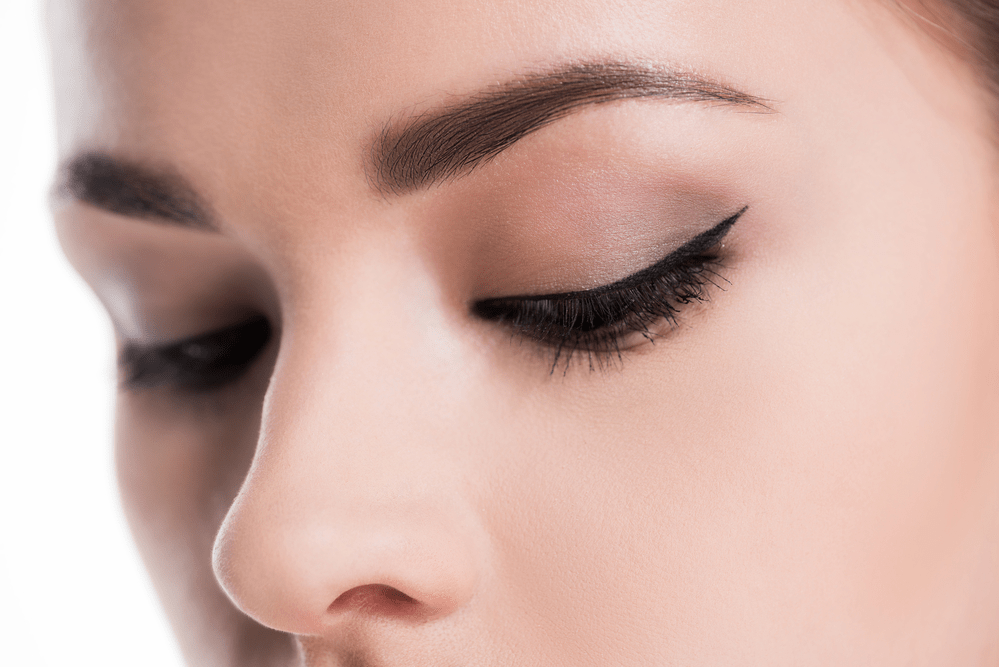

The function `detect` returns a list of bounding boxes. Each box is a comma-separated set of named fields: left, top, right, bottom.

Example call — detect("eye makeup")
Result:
left=472, top=206, right=746, bottom=371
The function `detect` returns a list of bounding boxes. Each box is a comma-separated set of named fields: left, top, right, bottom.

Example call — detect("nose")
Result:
left=212, top=284, right=484, bottom=636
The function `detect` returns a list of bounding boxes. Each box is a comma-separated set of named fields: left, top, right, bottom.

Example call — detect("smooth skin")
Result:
left=50, top=0, right=999, bottom=665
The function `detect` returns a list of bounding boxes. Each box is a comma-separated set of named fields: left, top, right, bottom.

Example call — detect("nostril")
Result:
left=328, top=584, right=421, bottom=618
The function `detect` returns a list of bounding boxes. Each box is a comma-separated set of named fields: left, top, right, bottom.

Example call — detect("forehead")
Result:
left=49, top=0, right=818, bottom=147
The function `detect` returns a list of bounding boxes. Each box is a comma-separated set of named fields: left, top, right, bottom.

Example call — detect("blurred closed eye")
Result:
left=120, top=315, right=273, bottom=392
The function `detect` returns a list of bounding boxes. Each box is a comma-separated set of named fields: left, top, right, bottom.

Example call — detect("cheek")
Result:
left=772, top=174, right=999, bottom=634
left=114, top=391, right=257, bottom=639
left=115, top=395, right=256, bottom=566
left=113, top=354, right=292, bottom=664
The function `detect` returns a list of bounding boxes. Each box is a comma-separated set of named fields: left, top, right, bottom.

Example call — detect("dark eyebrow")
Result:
left=371, top=61, right=773, bottom=195
left=56, top=153, right=217, bottom=232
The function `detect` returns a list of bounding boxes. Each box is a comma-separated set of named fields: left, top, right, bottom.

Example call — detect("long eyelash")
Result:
left=120, top=316, right=272, bottom=392
left=473, top=207, right=745, bottom=373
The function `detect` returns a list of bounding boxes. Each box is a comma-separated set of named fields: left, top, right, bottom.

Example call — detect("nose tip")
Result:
left=212, top=485, right=481, bottom=636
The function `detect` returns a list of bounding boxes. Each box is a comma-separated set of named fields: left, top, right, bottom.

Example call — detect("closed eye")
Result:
left=471, top=206, right=746, bottom=371
left=120, top=315, right=273, bottom=392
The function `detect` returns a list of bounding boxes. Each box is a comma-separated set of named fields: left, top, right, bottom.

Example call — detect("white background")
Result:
left=0, top=2, right=183, bottom=665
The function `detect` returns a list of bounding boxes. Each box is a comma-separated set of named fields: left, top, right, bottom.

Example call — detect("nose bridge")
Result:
left=212, top=252, right=483, bottom=636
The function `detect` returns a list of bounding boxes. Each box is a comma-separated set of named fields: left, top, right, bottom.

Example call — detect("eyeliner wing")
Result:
left=474, top=205, right=747, bottom=312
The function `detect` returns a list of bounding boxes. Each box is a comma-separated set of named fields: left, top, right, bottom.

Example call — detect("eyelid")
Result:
left=476, top=205, right=746, bottom=306
left=470, top=206, right=745, bottom=371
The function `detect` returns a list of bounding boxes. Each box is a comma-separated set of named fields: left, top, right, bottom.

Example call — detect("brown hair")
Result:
left=890, top=1, right=999, bottom=100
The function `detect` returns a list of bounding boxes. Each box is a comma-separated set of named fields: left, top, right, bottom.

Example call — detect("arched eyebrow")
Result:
left=370, top=61, right=774, bottom=195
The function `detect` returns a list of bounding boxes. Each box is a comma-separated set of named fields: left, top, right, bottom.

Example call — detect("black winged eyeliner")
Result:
left=474, top=206, right=745, bottom=308
left=471, top=206, right=746, bottom=368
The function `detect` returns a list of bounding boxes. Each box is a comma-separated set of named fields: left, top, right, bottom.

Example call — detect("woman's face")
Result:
left=51, top=0, right=999, bottom=665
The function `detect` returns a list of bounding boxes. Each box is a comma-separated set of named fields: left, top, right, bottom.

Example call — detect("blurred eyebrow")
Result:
left=57, top=153, right=217, bottom=232
left=371, top=61, right=773, bottom=194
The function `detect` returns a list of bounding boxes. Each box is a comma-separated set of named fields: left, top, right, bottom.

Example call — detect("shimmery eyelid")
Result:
left=482, top=205, right=746, bottom=304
